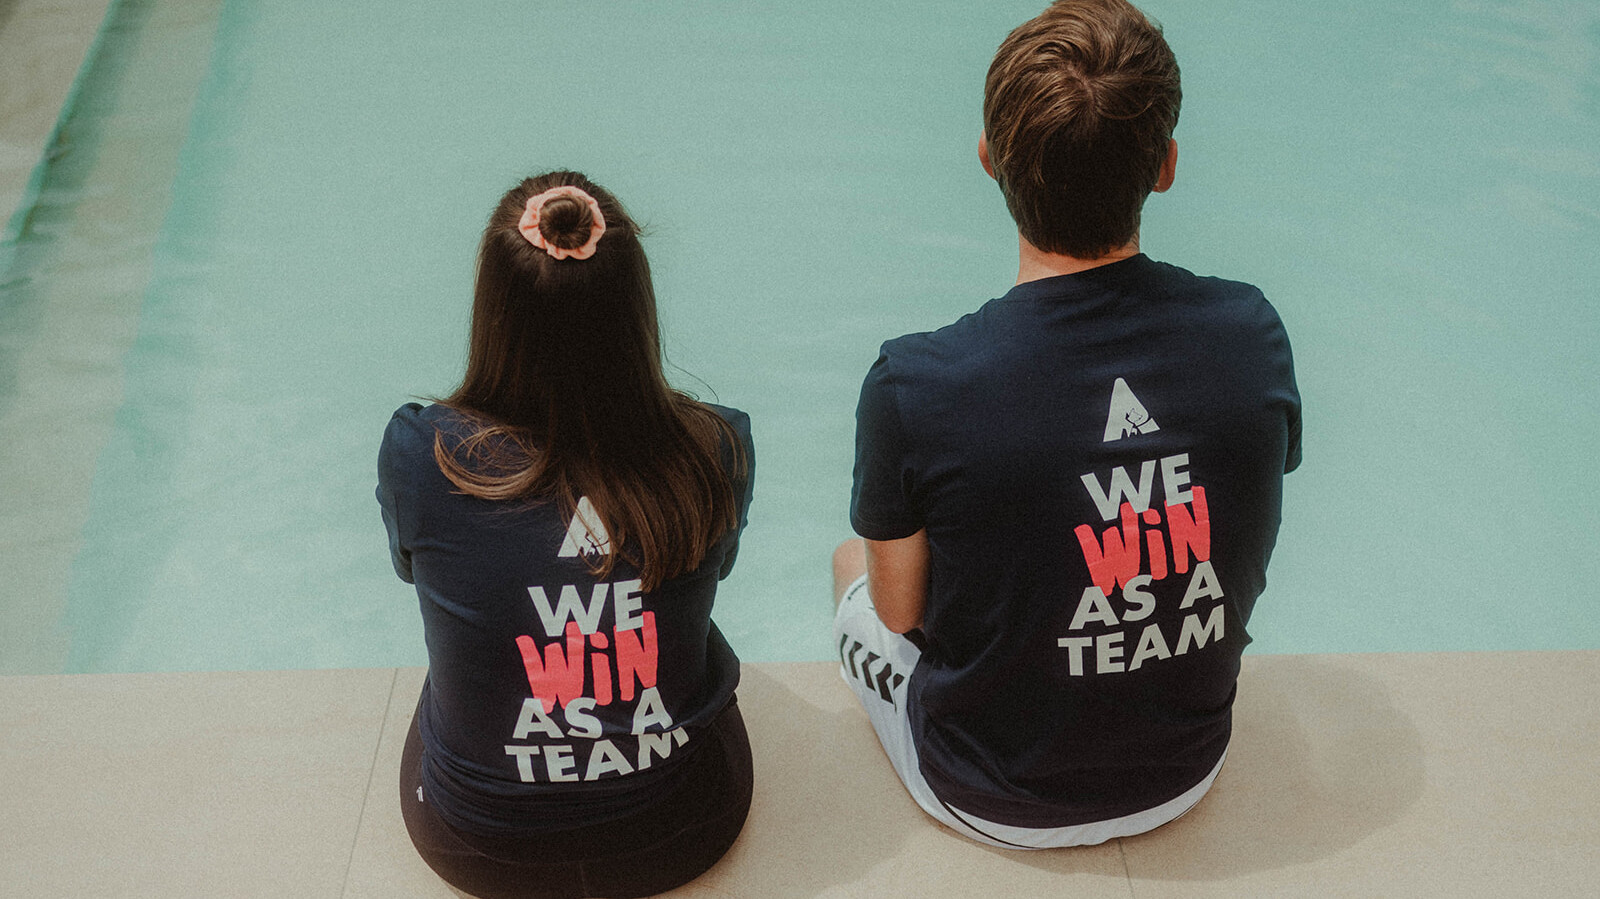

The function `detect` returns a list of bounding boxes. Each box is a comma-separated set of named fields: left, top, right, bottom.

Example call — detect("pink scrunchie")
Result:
left=517, top=186, right=607, bottom=260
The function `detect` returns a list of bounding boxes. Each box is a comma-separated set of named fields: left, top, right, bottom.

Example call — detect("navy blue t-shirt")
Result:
left=852, top=255, right=1301, bottom=828
left=378, top=402, right=754, bottom=836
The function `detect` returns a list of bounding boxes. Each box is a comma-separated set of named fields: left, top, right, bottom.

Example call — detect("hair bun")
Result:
left=518, top=185, right=608, bottom=260
left=538, top=197, right=595, bottom=251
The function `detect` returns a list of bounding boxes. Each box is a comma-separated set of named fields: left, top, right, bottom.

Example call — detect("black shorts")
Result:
left=400, top=694, right=753, bottom=899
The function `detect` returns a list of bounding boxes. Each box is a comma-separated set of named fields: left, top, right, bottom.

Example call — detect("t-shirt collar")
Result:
left=999, top=253, right=1155, bottom=303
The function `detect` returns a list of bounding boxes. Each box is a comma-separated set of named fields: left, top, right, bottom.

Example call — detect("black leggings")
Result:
left=400, top=695, right=753, bottom=899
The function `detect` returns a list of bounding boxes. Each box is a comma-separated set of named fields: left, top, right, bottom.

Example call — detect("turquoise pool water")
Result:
left=2, top=0, right=1596, bottom=674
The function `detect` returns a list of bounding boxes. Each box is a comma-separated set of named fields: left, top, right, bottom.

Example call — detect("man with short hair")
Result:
left=833, top=0, right=1301, bottom=848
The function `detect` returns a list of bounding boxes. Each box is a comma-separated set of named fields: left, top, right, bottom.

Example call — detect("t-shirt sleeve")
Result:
left=851, top=346, right=924, bottom=541
left=1252, top=291, right=1303, bottom=476
left=376, top=404, right=423, bottom=584
left=1284, top=399, right=1303, bottom=474
left=716, top=406, right=756, bottom=580
left=1276, top=314, right=1303, bottom=475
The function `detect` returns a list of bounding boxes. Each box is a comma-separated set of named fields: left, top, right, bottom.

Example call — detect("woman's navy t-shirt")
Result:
left=852, top=254, right=1301, bottom=828
left=378, top=402, right=754, bottom=836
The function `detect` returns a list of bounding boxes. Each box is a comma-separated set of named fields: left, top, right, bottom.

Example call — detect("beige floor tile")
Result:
left=346, top=663, right=1133, bottom=899
left=0, top=667, right=395, bottom=898
left=694, top=662, right=1131, bottom=899
left=1120, top=651, right=1600, bottom=897
left=343, top=666, right=463, bottom=899
left=6, top=653, right=1597, bottom=897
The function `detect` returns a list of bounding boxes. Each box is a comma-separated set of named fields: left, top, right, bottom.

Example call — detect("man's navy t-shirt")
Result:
left=851, top=254, right=1301, bottom=828
left=379, top=402, right=754, bottom=836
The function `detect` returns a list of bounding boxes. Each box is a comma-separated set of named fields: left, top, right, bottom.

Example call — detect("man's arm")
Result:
left=865, top=529, right=930, bottom=633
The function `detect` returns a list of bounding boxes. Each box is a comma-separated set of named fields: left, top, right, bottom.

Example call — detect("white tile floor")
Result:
left=3, top=653, right=1598, bottom=897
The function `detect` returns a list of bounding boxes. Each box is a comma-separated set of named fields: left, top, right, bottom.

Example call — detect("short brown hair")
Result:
left=983, top=0, right=1181, bottom=258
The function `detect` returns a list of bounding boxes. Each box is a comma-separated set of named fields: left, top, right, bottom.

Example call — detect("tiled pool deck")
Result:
left=4, top=654, right=1598, bottom=897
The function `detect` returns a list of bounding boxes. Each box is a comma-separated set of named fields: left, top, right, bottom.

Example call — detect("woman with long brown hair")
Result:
left=377, top=171, right=754, bottom=898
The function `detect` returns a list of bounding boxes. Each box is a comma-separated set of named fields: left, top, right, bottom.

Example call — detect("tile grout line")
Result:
left=339, top=667, right=400, bottom=899
left=1118, top=838, right=1136, bottom=898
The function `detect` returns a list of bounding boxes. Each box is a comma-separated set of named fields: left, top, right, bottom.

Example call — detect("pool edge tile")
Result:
left=1120, top=649, right=1600, bottom=896
left=342, top=666, right=461, bottom=899
left=0, top=667, right=395, bottom=898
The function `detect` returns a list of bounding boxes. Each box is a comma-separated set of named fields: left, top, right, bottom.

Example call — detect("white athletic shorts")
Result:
left=832, top=574, right=1226, bottom=849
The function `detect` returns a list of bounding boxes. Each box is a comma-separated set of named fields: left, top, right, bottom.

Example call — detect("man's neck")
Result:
left=1015, top=235, right=1141, bottom=285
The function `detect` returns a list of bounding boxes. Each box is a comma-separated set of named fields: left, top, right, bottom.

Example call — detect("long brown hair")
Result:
left=435, top=171, right=745, bottom=591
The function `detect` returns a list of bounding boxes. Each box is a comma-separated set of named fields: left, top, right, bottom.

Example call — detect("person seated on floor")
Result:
left=832, top=0, right=1302, bottom=849
left=378, top=171, right=755, bottom=899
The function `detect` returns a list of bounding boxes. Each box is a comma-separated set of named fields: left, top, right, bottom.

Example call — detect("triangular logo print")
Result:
left=1103, top=377, right=1159, bottom=442
left=557, top=496, right=611, bottom=557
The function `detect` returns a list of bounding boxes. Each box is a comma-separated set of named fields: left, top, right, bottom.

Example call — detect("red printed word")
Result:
left=516, top=611, right=659, bottom=714
left=1073, top=487, right=1210, bottom=596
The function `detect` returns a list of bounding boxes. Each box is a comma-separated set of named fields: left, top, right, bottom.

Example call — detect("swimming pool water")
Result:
left=2, top=0, right=1597, bottom=674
